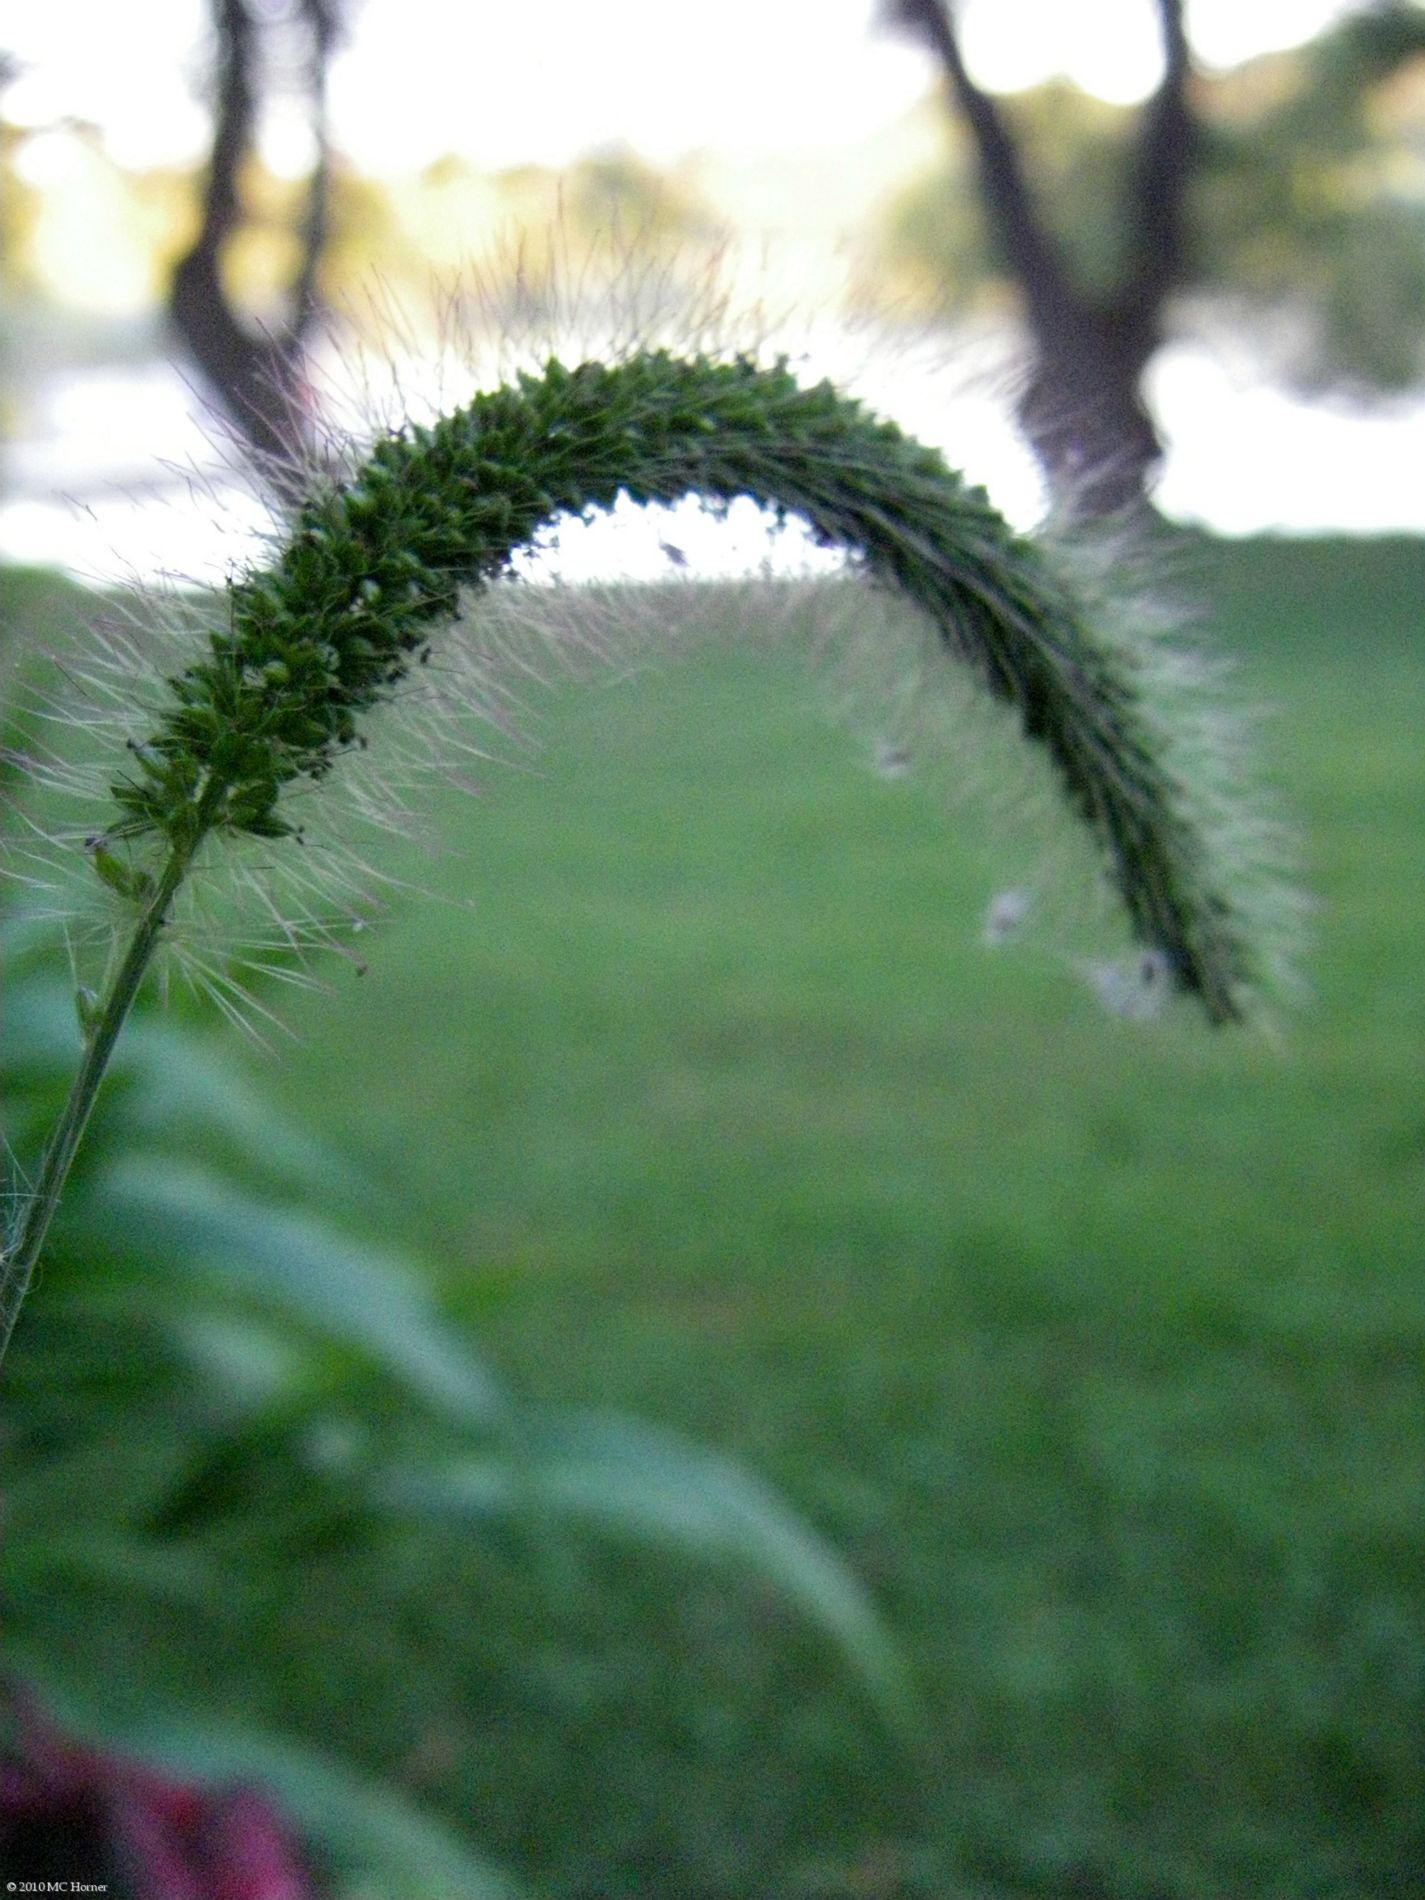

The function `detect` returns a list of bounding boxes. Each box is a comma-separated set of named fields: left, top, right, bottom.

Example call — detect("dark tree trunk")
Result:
left=1017, top=305, right=1162, bottom=518
left=170, top=0, right=336, bottom=492
left=883, top=0, right=1196, bottom=519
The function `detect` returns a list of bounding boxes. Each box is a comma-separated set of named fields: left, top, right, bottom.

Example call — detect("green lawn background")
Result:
left=5, top=533, right=1423, bottom=1897
left=244, top=533, right=1423, bottom=1897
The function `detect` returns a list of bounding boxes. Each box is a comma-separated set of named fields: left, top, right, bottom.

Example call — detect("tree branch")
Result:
left=880, top=0, right=1078, bottom=330
left=883, top=0, right=1198, bottom=513
left=1118, top=0, right=1196, bottom=327
left=169, top=0, right=336, bottom=483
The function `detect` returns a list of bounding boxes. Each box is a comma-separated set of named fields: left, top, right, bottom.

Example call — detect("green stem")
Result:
left=0, top=840, right=193, bottom=1372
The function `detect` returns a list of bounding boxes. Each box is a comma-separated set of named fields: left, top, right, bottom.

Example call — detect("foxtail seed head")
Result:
left=104, top=350, right=1281, bottom=1023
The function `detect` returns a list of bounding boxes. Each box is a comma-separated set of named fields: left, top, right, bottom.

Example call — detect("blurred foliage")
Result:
left=564, top=144, right=721, bottom=251
left=871, top=2, right=1425, bottom=395
left=1193, top=2, right=1425, bottom=391
left=0, top=567, right=916, bottom=1895
left=0, top=920, right=918, bottom=1895
left=0, top=127, right=722, bottom=341
left=877, top=82, right=1136, bottom=313
left=0, top=895, right=527, bottom=1893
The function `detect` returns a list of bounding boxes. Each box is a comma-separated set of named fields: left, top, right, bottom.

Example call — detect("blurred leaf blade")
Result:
left=381, top=1407, right=924, bottom=1745
left=3, top=967, right=359, bottom=1198
left=67, top=1154, right=507, bottom=1430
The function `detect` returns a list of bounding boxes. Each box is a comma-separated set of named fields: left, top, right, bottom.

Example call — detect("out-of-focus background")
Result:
left=1, top=3, right=1423, bottom=1896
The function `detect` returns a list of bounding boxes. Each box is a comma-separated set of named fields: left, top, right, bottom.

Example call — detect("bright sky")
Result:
left=6, top=0, right=1357, bottom=176
left=4, top=0, right=1413, bottom=560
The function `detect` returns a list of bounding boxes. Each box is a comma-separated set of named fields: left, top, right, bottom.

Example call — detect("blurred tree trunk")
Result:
left=170, top=0, right=337, bottom=492
left=883, top=0, right=1195, bottom=519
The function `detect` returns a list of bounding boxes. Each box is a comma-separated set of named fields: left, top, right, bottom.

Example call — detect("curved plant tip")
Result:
left=102, top=350, right=1275, bottom=1021
left=2, top=348, right=1292, bottom=1364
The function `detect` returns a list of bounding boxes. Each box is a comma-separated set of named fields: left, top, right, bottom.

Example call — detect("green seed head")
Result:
left=99, top=349, right=1292, bottom=1023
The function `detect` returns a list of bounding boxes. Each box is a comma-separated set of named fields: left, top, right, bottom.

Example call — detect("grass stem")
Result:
left=0, top=840, right=193, bottom=1370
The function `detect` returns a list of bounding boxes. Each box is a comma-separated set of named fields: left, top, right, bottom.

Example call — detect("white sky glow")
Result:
left=4, top=0, right=1359, bottom=175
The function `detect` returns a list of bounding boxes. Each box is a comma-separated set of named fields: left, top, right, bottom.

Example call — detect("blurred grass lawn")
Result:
left=8, top=535, right=1424, bottom=1897
left=243, top=532, right=1424, bottom=1897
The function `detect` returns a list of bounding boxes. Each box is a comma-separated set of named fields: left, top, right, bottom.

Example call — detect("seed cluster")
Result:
left=105, top=350, right=1258, bottom=1019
